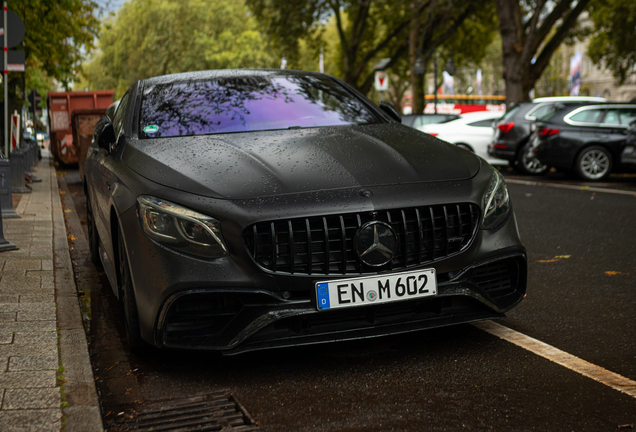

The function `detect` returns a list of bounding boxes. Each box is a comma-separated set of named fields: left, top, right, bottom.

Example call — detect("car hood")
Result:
left=122, top=123, right=481, bottom=199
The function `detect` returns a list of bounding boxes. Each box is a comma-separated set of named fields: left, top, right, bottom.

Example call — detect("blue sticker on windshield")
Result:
left=316, top=283, right=330, bottom=310
left=143, top=125, right=159, bottom=134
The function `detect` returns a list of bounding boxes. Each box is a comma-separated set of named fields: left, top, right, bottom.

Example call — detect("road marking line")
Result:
left=505, top=178, right=636, bottom=196
left=472, top=320, right=636, bottom=398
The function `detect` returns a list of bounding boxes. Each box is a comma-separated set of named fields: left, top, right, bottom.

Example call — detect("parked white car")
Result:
left=418, top=111, right=507, bottom=165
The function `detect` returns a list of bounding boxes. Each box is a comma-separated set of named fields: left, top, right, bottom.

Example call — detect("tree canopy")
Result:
left=588, top=0, right=636, bottom=85
left=5, top=0, right=99, bottom=109
left=82, top=0, right=276, bottom=97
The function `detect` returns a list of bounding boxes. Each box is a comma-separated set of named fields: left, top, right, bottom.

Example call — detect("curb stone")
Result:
left=52, top=160, right=103, bottom=432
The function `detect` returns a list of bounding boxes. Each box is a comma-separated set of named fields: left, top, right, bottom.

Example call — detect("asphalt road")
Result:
left=58, top=167, right=636, bottom=431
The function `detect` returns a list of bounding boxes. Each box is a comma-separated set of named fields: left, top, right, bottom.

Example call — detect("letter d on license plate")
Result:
left=315, top=268, right=436, bottom=311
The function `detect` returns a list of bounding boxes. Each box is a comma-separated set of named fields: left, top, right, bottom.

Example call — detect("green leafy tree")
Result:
left=247, top=0, right=416, bottom=94
left=496, top=0, right=593, bottom=105
left=588, top=0, right=636, bottom=85
left=83, top=0, right=276, bottom=97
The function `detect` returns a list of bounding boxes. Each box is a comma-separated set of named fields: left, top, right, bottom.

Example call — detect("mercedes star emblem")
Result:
left=354, top=221, right=397, bottom=267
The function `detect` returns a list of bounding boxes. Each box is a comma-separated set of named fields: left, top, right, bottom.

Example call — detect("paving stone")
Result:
left=0, top=277, right=41, bottom=290
left=26, top=270, right=54, bottom=278
left=41, top=261, right=53, bottom=271
left=3, top=261, right=42, bottom=271
left=13, top=332, right=57, bottom=346
left=8, top=355, right=58, bottom=372
left=0, top=370, right=56, bottom=388
left=19, top=295, right=54, bottom=303
left=0, top=303, right=56, bottom=313
left=0, top=295, right=19, bottom=303
left=0, top=332, right=14, bottom=344
left=0, top=343, right=58, bottom=358
left=18, top=311, right=56, bottom=321
left=0, top=321, right=56, bottom=333
left=0, top=312, right=16, bottom=321
left=0, top=409, right=62, bottom=432
left=3, top=388, right=61, bottom=409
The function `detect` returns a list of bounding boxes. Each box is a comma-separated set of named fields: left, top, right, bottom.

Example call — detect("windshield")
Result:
left=139, top=75, right=381, bottom=138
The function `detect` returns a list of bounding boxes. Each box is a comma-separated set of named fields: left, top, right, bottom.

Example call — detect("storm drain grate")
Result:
left=125, top=391, right=259, bottom=431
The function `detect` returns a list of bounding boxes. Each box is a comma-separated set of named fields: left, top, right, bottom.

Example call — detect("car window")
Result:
left=140, top=75, right=381, bottom=138
left=412, top=116, right=426, bottom=128
left=603, top=109, right=620, bottom=125
left=467, top=119, right=496, bottom=127
left=500, top=105, right=519, bottom=122
left=113, top=92, right=131, bottom=137
left=569, top=108, right=604, bottom=123
left=527, top=104, right=552, bottom=119
left=619, top=108, right=636, bottom=125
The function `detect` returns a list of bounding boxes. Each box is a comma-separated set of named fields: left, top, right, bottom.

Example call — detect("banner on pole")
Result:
left=10, top=111, right=20, bottom=149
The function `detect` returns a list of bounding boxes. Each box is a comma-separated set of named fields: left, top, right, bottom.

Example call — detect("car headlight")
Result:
left=137, top=196, right=228, bottom=259
left=481, top=168, right=511, bottom=230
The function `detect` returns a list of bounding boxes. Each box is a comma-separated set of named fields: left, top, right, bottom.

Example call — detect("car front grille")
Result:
left=243, top=203, right=480, bottom=275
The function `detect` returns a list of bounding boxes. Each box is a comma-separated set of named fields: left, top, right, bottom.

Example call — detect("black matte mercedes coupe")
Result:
left=84, top=69, right=527, bottom=354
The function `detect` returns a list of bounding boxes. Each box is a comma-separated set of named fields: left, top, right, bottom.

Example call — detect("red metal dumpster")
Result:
left=47, top=90, right=115, bottom=165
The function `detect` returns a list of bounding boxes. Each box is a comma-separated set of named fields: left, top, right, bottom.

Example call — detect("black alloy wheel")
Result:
left=118, top=229, right=143, bottom=350
left=515, top=142, right=549, bottom=175
left=86, top=194, right=101, bottom=266
left=575, top=146, right=612, bottom=181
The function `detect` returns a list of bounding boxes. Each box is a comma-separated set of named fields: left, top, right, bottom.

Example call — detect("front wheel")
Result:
left=575, top=146, right=612, bottom=181
left=118, top=229, right=143, bottom=350
left=515, top=142, right=549, bottom=175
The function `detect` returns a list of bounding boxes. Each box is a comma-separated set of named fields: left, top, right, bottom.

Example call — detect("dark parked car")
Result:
left=85, top=69, right=527, bottom=354
left=621, top=120, right=636, bottom=167
left=402, top=113, right=460, bottom=129
left=490, top=96, right=606, bottom=174
left=531, top=103, right=636, bottom=180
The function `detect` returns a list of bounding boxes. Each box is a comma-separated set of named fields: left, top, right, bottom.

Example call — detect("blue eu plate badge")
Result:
left=316, top=282, right=331, bottom=310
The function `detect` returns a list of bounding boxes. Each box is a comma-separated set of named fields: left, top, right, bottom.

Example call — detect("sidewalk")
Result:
left=0, top=156, right=102, bottom=431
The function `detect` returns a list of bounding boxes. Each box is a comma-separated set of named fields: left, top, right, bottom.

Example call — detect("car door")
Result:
left=599, top=107, right=635, bottom=161
left=93, top=91, right=132, bottom=246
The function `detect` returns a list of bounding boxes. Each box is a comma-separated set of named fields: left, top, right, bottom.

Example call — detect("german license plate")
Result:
left=315, top=269, right=436, bottom=311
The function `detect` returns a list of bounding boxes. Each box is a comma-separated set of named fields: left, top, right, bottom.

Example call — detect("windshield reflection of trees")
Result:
left=140, top=75, right=377, bottom=138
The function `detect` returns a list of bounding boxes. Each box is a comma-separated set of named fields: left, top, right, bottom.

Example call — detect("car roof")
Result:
left=531, top=96, right=607, bottom=103
left=139, top=68, right=326, bottom=86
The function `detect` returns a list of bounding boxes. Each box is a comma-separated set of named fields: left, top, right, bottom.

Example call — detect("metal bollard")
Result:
left=10, top=150, right=30, bottom=194
left=0, top=159, right=20, bottom=218
left=0, top=210, right=18, bottom=252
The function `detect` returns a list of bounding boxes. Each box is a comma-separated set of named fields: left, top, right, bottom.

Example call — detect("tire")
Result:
left=118, top=229, right=143, bottom=350
left=456, top=143, right=473, bottom=152
left=515, top=142, right=549, bottom=175
left=86, top=194, right=101, bottom=266
left=575, top=146, right=612, bottom=181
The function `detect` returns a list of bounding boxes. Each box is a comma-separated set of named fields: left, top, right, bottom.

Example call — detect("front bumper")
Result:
left=156, top=252, right=526, bottom=355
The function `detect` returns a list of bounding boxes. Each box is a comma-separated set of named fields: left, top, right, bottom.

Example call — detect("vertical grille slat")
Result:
left=270, top=222, right=277, bottom=273
left=244, top=203, right=479, bottom=275
left=339, top=216, right=347, bottom=274
left=288, top=220, right=295, bottom=274
left=322, top=217, right=330, bottom=275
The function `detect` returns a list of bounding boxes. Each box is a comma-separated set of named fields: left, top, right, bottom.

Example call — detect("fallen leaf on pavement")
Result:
left=605, top=271, right=629, bottom=276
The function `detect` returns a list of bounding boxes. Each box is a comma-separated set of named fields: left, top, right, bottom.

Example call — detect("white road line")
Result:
left=505, top=178, right=636, bottom=196
left=472, top=320, right=636, bottom=398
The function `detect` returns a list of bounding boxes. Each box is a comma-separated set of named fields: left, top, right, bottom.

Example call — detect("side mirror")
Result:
left=94, top=117, right=115, bottom=151
left=379, top=101, right=402, bottom=122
